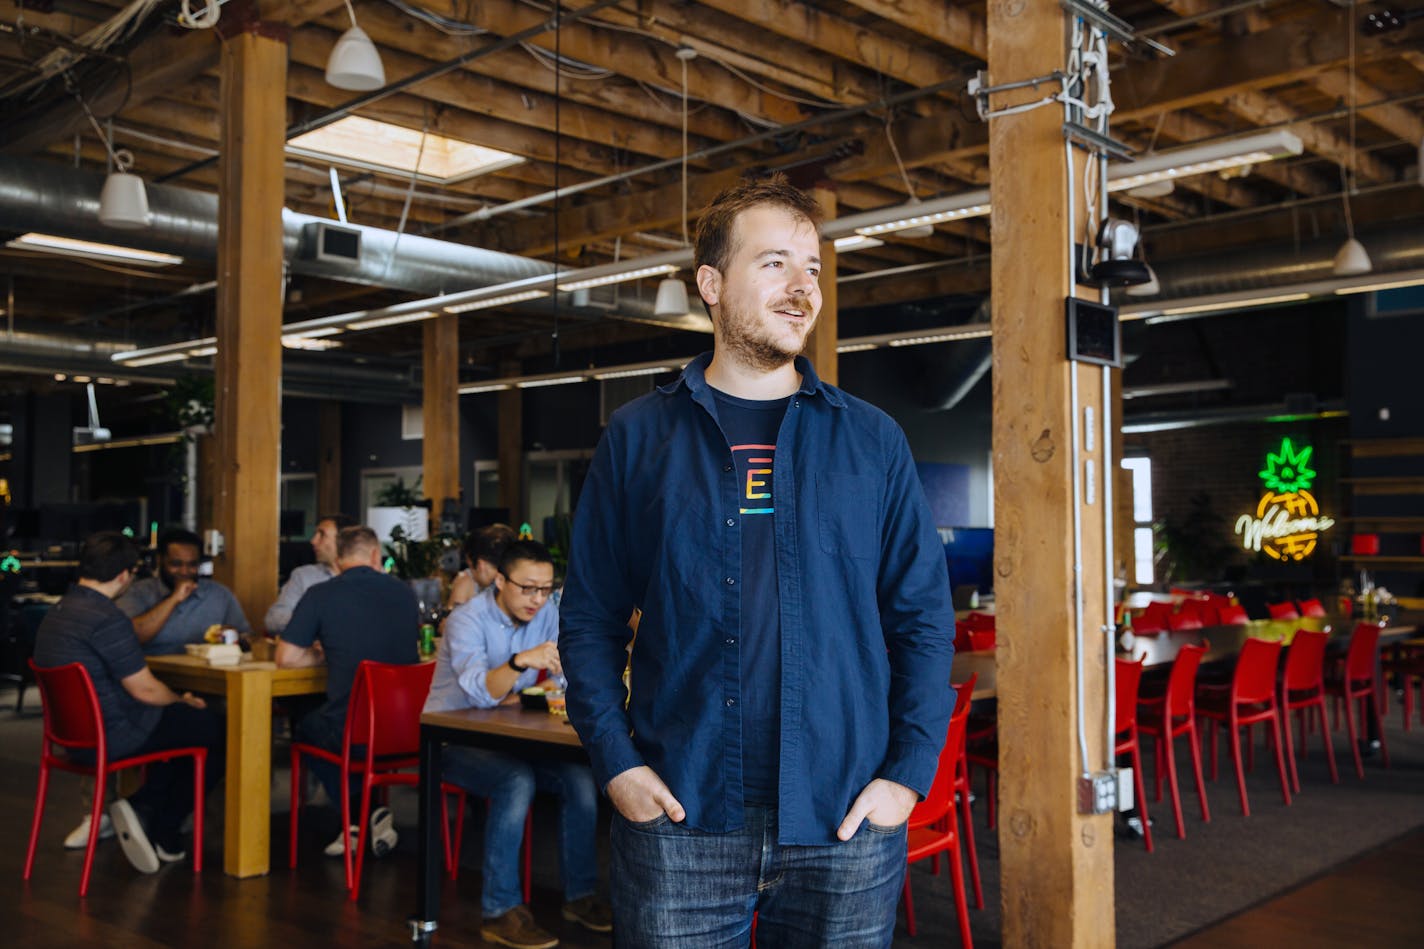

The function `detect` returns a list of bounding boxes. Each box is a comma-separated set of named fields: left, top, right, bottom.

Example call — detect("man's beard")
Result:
left=720, top=296, right=816, bottom=372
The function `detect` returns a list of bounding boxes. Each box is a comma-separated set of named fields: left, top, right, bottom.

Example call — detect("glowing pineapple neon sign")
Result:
left=1234, top=438, right=1335, bottom=560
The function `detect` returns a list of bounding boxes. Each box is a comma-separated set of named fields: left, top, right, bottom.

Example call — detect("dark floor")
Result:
left=4, top=683, right=1423, bottom=948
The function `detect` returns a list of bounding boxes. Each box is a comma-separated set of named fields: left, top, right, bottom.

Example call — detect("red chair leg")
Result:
left=1228, top=721, right=1250, bottom=816
left=1282, top=704, right=1300, bottom=794
left=1373, top=686, right=1391, bottom=769
left=1186, top=721, right=1210, bottom=824
left=1162, top=730, right=1185, bottom=839
left=289, top=747, right=302, bottom=869
left=192, top=752, right=204, bottom=874
left=1131, top=739, right=1152, bottom=853
left=1317, top=702, right=1339, bottom=784
left=958, top=787, right=984, bottom=910
left=1269, top=711, right=1292, bottom=807
left=22, top=759, right=50, bottom=882
left=1342, top=690, right=1363, bottom=779
left=948, top=837, right=973, bottom=949
left=350, top=773, right=375, bottom=901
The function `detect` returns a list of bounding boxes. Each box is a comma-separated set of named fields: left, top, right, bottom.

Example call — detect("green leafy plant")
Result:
left=375, top=475, right=423, bottom=508
left=384, top=525, right=460, bottom=580
left=1152, top=491, right=1238, bottom=586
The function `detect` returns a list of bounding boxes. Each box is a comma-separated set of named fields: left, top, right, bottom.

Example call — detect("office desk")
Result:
left=147, top=654, right=327, bottom=878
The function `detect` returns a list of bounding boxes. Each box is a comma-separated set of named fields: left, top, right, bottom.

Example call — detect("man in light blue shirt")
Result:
left=425, top=540, right=610, bottom=948
left=117, top=528, right=249, bottom=656
left=263, top=513, right=355, bottom=635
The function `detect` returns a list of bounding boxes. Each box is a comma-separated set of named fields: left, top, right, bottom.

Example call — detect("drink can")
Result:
left=420, top=623, right=436, bottom=657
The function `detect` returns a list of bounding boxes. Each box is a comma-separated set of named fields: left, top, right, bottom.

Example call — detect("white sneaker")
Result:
left=109, top=800, right=159, bottom=874
left=369, top=806, right=398, bottom=857
left=324, top=826, right=358, bottom=858
left=64, top=813, right=114, bottom=850
left=156, top=842, right=187, bottom=864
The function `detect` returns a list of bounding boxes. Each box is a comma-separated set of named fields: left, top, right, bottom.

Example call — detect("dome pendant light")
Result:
left=326, top=0, right=385, bottom=91
left=98, top=149, right=151, bottom=229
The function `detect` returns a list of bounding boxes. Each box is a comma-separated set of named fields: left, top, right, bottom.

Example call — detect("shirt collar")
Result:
left=660, top=351, right=845, bottom=408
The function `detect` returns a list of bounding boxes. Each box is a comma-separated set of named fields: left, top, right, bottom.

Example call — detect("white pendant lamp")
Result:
left=1333, top=238, right=1372, bottom=276
left=326, top=1, right=385, bottom=91
left=653, top=275, right=691, bottom=317
left=98, top=149, right=150, bottom=229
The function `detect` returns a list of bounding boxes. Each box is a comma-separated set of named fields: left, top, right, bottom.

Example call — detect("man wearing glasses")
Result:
left=425, top=539, right=611, bottom=949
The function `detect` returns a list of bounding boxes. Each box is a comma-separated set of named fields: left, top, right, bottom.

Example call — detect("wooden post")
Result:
left=212, top=21, right=287, bottom=630
left=422, top=314, right=461, bottom=519
left=497, top=360, right=523, bottom=522
left=808, top=184, right=839, bottom=387
left=317, top=400, right=342, bottom=517
left=989, top=2, right=1115, bottom=946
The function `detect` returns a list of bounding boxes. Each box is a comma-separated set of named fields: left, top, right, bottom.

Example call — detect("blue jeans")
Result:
left=443, top=747, right=600, bottom=917
left=610, top=805, right=906, bottom=948
left=295, top=708, right=364, bottom=813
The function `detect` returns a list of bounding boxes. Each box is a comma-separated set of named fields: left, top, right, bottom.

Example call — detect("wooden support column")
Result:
left=989, top=2, right=1115, bottom=946
left=497, top=360, right=524, bottom=522
left=807, top=184, right=839, bottom=386
left=212, top=20, right=287, bottom=631
left=317, top=400, right=342, bottom=517
left=422, top=314, right=461, bottom=517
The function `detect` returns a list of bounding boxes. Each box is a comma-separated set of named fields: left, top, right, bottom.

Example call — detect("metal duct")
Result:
left=0, top=155, right=552, bottom=295
left=1145, top=222, right=1424, bottom=300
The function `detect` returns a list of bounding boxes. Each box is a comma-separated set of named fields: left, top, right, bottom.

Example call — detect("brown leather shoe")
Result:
left=480, top=905, right=559, bottom=949
left=561, top=895, right=614, bottom=933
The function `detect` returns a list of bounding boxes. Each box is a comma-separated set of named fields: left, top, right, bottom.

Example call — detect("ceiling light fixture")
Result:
left=831, top=235, right=885, bottom=253
left=347, top=310, right=438, bottom=331
left=325, top=0, right=386, bottom=91
left=444, top=289, right=549, bottom=313
left=555, top=263, right=680, bottom=293
left=7, top=233, right=183, bottom=267
left=1104, top=129, right=1305, bottom=194
left=516, top=375, right=588, bottom=389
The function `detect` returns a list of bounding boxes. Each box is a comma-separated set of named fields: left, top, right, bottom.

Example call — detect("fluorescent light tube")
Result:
left=347, top=310, right=438, bottom=330
left=1106, top=130, right=1304, bottom=193
left=556, top=265, right=679, bottom=292
left=8, top=233, right=184, bottom=267
left=445, top=290, right=549, bottom=313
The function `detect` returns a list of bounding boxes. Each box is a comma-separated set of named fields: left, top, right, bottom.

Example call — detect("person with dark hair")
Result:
left=447, top=522, right=518, bottom=609
left=560, top=174, right=955, bottom=946
left=34, top=531, right=224, bottom=876
left=264, top=513, right=357, bottom=635
left=427, top=539, right=611, bottom=947
left=117, top=526, right=249, bottom=655
left=276, top=525, right=419, bottom=860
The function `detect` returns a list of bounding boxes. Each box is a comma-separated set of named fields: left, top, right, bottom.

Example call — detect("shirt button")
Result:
left=725, top=518, right=735, bottom=527
left=726, top=698, right=736, bottom=707
left=725, top=577, right=735, bottom=586
left=724, top=464, right=733, bottom=472
left=725, top=637, right=736, bottom=645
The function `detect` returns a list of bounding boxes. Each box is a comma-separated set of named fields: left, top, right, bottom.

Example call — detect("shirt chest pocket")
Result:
left=817, top=473, right=880, bottom=560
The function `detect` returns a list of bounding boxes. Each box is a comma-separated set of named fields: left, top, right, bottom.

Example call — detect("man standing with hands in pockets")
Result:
left=560, top=175, right=955, bottom=947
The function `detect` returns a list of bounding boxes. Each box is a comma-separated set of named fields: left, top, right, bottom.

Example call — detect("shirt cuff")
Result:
left=876, top=740, right=943, bottom=800
left=585, top=731, right=646, bottom=793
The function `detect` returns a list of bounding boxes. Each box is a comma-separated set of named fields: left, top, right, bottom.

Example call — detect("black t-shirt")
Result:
left=33, top=585, right=161, bottom=758
left=713, top=388, right=790, bottom=805
left=282, top=565, right=421, bottom=719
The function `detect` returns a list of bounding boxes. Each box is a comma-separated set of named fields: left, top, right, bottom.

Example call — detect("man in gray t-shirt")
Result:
left=117, top=527, right=249, bottom=655
left=35, top=531, right=224, bottom=876
left=263, top=513, right=354, bottom=635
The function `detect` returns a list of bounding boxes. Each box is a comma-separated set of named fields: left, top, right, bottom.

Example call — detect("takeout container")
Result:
left=184, top=643, right=242, bottom=666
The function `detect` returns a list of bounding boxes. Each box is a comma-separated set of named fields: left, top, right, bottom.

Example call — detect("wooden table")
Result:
left=412, top=705, right=584, bottom=945
left=1126, top=615, right=1419, bottom=669
left=147, top=653, right=327, bottom=878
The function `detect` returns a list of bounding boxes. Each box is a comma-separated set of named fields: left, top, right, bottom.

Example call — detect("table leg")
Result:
left=410, top=726, right=443, bottom=944
left=224, top=667, right=274, bottom=877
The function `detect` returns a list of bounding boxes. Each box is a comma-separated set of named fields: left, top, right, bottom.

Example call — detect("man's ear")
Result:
left=695, top=264, right=721, bottom=308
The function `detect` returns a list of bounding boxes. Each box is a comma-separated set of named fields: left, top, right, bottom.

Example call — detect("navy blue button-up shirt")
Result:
left=560, top=353, right=955, bottom=845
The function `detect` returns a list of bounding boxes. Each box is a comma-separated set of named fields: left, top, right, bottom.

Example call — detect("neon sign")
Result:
left=1234, top=437, right=1334, bottom=560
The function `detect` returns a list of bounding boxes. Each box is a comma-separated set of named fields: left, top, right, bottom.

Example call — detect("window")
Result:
left=1121, top=457, right=1154, bottom=586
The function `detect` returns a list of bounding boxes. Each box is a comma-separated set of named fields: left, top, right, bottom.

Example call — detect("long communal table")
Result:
left=147, top=653, right=327, bottom=878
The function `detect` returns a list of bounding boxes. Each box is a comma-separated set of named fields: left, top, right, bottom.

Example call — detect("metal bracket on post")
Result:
left=1059, top=0, right=1176, bottom=57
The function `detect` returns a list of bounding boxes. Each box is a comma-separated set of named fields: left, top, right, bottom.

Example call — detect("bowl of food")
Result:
left=519, top=686, right=550, bottom=711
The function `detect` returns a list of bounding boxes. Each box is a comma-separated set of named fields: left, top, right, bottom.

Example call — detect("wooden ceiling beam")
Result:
left=1220, top=88, right=1396, bottom=184
left=465, top=0, right=803, bottom=127
left=1311, top=69, right=1424, bottom=150
left=838, top=262, right=991, bottom=309
left=692, top=0, right=963, bottom=95
left=838, top=0, right=987, bottom=60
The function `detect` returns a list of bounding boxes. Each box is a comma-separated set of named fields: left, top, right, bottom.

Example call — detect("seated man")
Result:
left=426, top=540, right=611, bottom=949
left=264, top=513, right=356, bottom=635
left=34, top=531, right=224, bottom=874
left=117, top=527, right=250, bottom=655
left=447, top=522, right=517, bottom=610
left=276, top=525, right=419, bottom=858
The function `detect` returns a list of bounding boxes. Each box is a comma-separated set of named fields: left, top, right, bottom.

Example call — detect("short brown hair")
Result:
left=336, top=525, right=381, bottom=561
left=693, top=173, right=823, bottom=276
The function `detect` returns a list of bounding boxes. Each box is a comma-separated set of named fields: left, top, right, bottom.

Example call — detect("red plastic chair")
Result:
left=23, top=661, right=206, bottom=896
left=902, top=675, right=975, bottom=946
left=290, top=660, right=434, bottom=900
left=1216, top=604, right=1250, bottom=625
left=1197, top=638, right=1291, bottom=816
left=1296, top=598, right=1327, bottom=619
left=1178, top=599, right=1217, bottom=627
left=1325, top=623, right=1390, bottom=779
left=1266, top=602, right=1300, bottom=621
left=1167, top=610, right=1204, bottom=632
left=966, top=628, right=996, bottom=652
left=1138, top=643, right=1210, bottom=839
left=1114, top=658, right=1153, bottom=853
left=1279, top=631, right=1338, bottom=790
left=962, top=611, right=996, bottom=631
left=1135, top=601, right=1174, bottom=635
left=953, top=622, right=973, bottom=656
